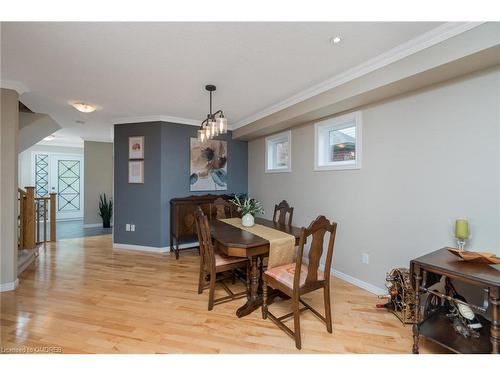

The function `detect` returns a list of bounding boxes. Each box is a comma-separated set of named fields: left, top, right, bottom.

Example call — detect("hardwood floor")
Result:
left=0, top=235, right=446, bottom=354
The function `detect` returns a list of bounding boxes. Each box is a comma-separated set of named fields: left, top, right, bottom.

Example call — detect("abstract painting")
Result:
left=190, top=138, right=227, bottom=191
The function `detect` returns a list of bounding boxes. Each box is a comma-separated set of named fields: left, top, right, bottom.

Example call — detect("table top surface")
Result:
left=211, top=217, right=302, bottom=249
left=412, top=248, right=500, bottom=288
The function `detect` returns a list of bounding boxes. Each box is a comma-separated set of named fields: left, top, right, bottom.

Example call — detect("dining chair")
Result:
left=210, top=197, right=234, bottom=220
left=273, top=200, right=294, bottom=226
left=262, top=215, right=337, bottom=349
left=194, top=207, right=248, bottom=311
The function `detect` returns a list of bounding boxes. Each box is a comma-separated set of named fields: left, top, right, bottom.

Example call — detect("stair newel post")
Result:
left=50, top=192, right=57, bottom=242
left=24, top=186, right=36, bottom=249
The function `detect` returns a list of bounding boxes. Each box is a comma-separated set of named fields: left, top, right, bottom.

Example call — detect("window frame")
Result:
left=265, top=130, right=292, bottom=173
left=314, top=111, right=362, bottom=171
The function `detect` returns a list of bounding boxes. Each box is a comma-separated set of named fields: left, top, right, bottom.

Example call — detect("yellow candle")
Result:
left=455, top=219, right=469, bottom=240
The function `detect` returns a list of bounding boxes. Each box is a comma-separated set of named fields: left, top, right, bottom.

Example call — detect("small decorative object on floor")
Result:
left=454, top=218, right=469, bottom=250
left=447, top=247, right=500, bottom=264
left=376, top=268, right=417, bottom=324
left=230, top=195, right=264, bottom=227
left=98, top=193, right=113, bottom=228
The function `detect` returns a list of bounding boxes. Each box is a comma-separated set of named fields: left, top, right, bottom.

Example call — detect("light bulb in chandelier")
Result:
left=209, top=119, right=218, bottom=137
left=198, top=129, right=206, bottom=143
left=216, top=115, right=227, bottom=134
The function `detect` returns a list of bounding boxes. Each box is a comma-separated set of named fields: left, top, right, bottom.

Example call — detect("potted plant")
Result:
left=98, top=193, right=113, bottom=228
left=230, top=195, right=264, bottom=227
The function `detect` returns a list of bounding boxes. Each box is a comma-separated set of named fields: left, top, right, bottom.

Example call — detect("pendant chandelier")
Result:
left=198, top=84, right=228, bottom=142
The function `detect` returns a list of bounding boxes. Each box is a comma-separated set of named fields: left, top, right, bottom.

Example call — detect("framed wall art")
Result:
left=189, top=137, right=227, bottom=191
left=129, top=136, right=144, bottom=159
left=128, top=160, right=144, bottom=184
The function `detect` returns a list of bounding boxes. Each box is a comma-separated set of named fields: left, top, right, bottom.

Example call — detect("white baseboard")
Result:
left=0, top=278, right=19, bottom=292
left=332, top=269, right=386, bottom=296
left=83, top=223, right=104, bottom=228
left=112, top=242, right=199, bottom=253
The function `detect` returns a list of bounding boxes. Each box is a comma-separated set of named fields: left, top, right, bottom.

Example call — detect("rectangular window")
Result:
left=265, top=130, right=291, bottom=173
left=315, top=111, right=362, bottom=171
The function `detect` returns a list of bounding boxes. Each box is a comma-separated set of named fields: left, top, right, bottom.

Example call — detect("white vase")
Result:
left=241, top=213, right=255, bottom=227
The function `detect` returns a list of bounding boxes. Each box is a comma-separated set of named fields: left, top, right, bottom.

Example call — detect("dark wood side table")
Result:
left=169, top=194, right=234, bottom=259
left=411, top=248, right=500, bottom=354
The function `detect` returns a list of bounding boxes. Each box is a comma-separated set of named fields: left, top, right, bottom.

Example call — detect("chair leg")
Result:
left=231, top=269, right=236, bottom=285
left=197, top=263, right=204, bottom=295
left=262, top=280, right=268, bottom=319
left=208, top=272, right=216, bottom=311
left=324, top=283, right=333, bottom=333
left=293, top=295, right=302, bottom=349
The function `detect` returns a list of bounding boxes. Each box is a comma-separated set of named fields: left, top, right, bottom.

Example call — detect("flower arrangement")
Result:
left=230, top=195, right=265, bottom=216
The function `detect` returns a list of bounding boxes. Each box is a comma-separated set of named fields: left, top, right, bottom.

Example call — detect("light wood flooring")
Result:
left=0, top=235, right=446, bottom=353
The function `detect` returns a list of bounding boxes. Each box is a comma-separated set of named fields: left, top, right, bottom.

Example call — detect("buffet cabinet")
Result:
left=411, top=248, right=499, bottom=354
left=169, top=194, right=235, bottom=259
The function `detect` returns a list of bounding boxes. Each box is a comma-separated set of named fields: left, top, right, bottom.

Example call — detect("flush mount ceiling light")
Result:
left=330, top=36, right=342, bottom=44
left=70, top=101, right=97, bottom=113
left=43, top=135, right=55, bottom=141
left=197, top=85, right=228, bottom=143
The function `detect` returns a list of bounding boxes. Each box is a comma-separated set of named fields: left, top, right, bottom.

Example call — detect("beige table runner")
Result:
left=220, top=218, right=295, bottom=268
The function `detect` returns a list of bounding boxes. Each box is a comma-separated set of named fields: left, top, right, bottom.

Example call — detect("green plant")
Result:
left=98, top=193, right=113, bottom=228
left=230, top=195, right=264, bottom=216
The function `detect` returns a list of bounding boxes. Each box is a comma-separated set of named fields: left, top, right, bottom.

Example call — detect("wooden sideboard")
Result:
left=169, top=194, right=236, bottom=259
left=411, top=248, right=500, bottom=354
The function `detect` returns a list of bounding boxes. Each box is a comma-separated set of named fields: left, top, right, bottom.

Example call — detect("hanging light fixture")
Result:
left=198, top=85, right=227, bottom=142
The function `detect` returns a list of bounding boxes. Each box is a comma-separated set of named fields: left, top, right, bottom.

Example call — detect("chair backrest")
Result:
left=273, top=200, right=294, bottom=226
left=294, top=216, right=337, bottom=290
left=194, top=206, right=216, bottom=272
left=210, top=197, right=233, bottom=220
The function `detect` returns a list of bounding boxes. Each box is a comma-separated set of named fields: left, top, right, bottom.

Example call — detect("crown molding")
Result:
left=81, top=136, right=113, bottom=143
left=232, top=22, right=485, bottom=130
left=0, top=79, right=29, bottom=95
left=113, top=115, right=200, bottom=127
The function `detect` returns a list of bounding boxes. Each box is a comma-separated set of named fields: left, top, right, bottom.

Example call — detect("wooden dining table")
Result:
left=211, top=217, right=302, bottom=318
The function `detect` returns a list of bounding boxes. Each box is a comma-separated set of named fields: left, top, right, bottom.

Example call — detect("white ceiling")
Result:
left=1, top=22, right=443, bottom=143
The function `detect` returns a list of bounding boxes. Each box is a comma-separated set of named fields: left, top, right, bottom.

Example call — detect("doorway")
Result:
left=33, top=152, right=84, bottom=221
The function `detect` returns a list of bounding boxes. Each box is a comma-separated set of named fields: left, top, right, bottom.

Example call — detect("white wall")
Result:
left=248, top=68, right=500, bottom=290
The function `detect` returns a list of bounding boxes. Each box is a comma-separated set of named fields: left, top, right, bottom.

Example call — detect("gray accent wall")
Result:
left=248, top=68, right=500, bottom=291
left=114, top=121, right=248, bottom=248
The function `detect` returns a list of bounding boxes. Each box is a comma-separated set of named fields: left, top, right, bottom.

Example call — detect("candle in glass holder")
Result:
left=455, top=219, right=469, bottom=240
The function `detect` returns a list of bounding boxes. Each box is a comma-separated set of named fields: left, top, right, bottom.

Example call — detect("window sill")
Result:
left=314, top=164, right=360, bottom=171
left=265, top=168, right=292, bottom=174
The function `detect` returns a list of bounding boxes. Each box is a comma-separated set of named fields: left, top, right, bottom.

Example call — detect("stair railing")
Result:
left=18, top=186, right=56, bottom=249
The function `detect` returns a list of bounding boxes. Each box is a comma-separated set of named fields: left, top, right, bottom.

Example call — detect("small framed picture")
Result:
left=129, top=136, right=144, bottom=159
left=128, top=160, right=144, bottom=184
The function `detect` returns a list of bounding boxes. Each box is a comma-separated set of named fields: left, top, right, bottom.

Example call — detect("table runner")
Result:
left=220, top=218, right=295, bottom=268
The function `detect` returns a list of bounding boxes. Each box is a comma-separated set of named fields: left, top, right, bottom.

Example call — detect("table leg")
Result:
left=412, top=267, right=422, bottom=354
left=236, top=256, right=262, bottom=318
left=490, top=287, right=500, bottom=354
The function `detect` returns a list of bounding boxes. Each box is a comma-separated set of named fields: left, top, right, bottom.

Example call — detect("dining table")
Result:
left=211, top=217, right=302, bottom=318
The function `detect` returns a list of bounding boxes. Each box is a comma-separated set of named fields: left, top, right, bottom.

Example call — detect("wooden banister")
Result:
left=50, top=193, right=56, bottom=242
left=18, top=187, right=57, bottom=249
left=24, top=187, right=36, bottom=249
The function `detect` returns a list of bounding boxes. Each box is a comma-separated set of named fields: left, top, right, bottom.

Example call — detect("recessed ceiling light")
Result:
left=331, top=36, right=342, bottom=44
left=43, top=135, right=55, bottom=141
left=70, top=101, right=97, bottom=113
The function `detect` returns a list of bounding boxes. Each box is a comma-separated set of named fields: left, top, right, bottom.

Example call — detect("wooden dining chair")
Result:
left=273, top=200, right=294, bottom=226
left=210, top=197, right=233, bottom=220
left=194, top=207, right=248, bottom=311
left=262, top=215, right=337, bottom=349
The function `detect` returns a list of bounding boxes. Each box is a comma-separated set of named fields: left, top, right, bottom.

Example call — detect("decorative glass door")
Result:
left=33, top=152, right=84, bottom=220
